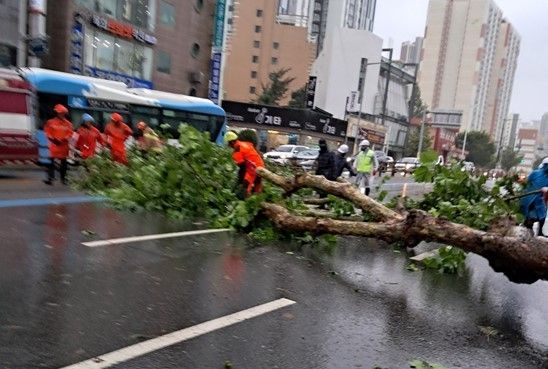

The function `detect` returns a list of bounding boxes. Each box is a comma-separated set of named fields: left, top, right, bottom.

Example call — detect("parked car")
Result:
left=295, top=149, right=320, bottom=171
left=394, top=157, right=420, bottom=173
left=263, top=145, right=309, bottom=164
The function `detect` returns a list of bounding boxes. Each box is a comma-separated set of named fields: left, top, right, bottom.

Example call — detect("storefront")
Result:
left=70, top=0, right=157, bottom=88
left=222, top=101, right=348, bottom=153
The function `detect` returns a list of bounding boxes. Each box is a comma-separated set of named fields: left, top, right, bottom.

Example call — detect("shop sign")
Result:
left=346, top=91, right=358, bottom=112
left=69, top=19, right=84, bottom=75
left=222, top=101, right=348, bottom=138
left=91, top=15, right=157, bottom=45
left=358, top=127, right=384, bottom=146
left=84, top=66, right=153, bottom=89
left=212, top=0, right=226, bottom=49
left=208, top=52, right=222, bottom=104
left=306, top=76, right=316, bottom=109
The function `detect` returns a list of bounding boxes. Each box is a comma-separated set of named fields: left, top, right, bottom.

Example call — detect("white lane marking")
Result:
left=60, top=298, right=296, bottom=369
left=82, top=228, right=231, bottom=247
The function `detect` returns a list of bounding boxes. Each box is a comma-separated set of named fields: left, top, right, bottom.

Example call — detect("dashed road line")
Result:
left=60, top=298, right=296, bottom=369
left=82, top=228, right=232, bottom=247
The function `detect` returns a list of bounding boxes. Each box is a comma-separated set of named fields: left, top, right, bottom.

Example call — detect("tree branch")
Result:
left=257, top=168, right=403, bottom=222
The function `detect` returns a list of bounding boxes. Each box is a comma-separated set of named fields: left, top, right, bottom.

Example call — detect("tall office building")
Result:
left=223, top=0, right=316, bottom=104
left=418, top=0, right=520, bottom=139
left=309, top=0, right=376, bottom=54
left=400, top=37, right=423, bottom=64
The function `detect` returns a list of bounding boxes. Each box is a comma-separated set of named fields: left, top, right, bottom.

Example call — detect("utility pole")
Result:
left=380, top=48, right=393, bottom=127
left=496, top=118, right=511, bottom=167
left=416, top=110, right=428, bottom=158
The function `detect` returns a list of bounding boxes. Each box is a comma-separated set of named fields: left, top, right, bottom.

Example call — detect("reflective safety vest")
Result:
left=355, top=149, right=375, bottom=173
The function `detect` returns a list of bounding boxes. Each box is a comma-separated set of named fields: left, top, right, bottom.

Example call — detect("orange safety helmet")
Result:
left=53, top=104, right=68, bottom=114
left=137, top=121, right=146, bottom=130
left=111, top=112, right=123, bottom=122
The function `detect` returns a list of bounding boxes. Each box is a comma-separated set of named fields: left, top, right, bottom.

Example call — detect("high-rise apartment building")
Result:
left=418, top=0, right=520, bottom=140
left=223, top=0, right=316, bottom=104
left=501, top=113, right=519, bottom=149
left=309, top=0, right=376, bottom=54
left=277, top=0, right=311, bottom=27
left=400, top=37, right=423, bottom=64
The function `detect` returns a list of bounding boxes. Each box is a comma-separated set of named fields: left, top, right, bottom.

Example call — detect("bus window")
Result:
left=69, top=109, right=102, bottom=129
left=131, top=106, right=160, bottom=130
left=100, top=111, right=130, bottom=129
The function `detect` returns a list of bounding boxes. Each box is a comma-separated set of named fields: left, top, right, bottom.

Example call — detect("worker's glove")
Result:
left=542, top=187, right=548, bottom=193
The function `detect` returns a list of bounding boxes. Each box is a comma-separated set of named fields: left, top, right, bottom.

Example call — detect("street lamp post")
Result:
left=496, top=117, right=512, bottom=168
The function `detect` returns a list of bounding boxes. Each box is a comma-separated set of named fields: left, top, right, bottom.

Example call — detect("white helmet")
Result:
left=337, top=144, right=349, bottom=154
left=359, top=139, right=370, bottom=147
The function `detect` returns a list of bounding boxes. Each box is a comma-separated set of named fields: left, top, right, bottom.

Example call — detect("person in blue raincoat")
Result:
left=520, top=157, right=548, bottom=236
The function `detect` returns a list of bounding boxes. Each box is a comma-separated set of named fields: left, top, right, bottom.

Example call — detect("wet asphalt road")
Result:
left=0, top=168, right=547, bottom=369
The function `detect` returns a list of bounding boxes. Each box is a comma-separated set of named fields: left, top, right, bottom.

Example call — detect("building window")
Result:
left=253, top=40, right=260, bottom=48
left=74, top=0, right=156, bottom=31
left=251, top=71, right=257, bottom=78
left=252, top=55, right=259, bottom=63
left=194, top=0, right=204, bottom=12
left=271, top=57, right=278, bottom=65
left=159, top=1, right=175, bottom=27
left=249, top=86, right=256, bottom=94
left=256, top=9, right=263, bottom=17
left=95, top=33, right=115, bottom=71
left=273, top=42, right=279, bottom=49
left=255, top=25, right=262, bottom=33
left=83, top=29, right=153, bottom=80
left=157, top=50, right=171, bottom=74
left=191, top=43, right=201, bottom=58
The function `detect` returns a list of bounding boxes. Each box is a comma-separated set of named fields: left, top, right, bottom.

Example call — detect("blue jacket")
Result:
left=520, top=167, right=548, bottom=220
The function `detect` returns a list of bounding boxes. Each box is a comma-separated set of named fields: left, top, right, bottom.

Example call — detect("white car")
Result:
left=264, top=145, right=309, bottom=164
left=394, top=157, right=420, bottom=173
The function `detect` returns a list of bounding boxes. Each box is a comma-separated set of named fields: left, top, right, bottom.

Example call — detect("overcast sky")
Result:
left=374, top=0, right=548, bottom=122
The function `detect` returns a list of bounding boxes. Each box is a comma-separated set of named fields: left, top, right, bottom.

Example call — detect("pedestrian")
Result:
left=353, top=139, right=378, bottom=196
left=224, top=131, right=265, bottom=199
left=104, top=112, right=132, bottom=164
left=75, top=113, right=104, bottom=160
left=43, top=104, right=74, bottom=185
left=315, top=139, right=334, bottom=178
left=520, top=157, right=548, bottom=236
left=136, top=121, right=162, bottom=154
left=329, top=144, right=357, bottom=180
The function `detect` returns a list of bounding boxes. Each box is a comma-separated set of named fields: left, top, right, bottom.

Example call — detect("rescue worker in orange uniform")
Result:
left=104, top=112, right=132, bottom=164
left=43, top=104, right=74, bottom=185
left=135, top=121, right=162, bottom=155
left=224, top=131, right=264, bottom=199
left=75, top=113, right=104, bottom=160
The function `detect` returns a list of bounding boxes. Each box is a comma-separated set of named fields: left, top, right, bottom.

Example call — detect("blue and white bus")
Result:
left=19, top=68, right=227, bottom=161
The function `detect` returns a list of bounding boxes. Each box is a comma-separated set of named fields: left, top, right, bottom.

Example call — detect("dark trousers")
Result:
left=47, top=158, right=68, bottom=181
left=524, top=218, right=546, bottom=236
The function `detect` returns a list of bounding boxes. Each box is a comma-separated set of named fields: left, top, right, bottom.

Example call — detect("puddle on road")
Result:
left=298, top=237, right=548, bottom=354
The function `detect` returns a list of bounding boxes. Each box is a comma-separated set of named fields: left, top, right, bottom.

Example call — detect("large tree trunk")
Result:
left=257, top=168, right=548, bottom=284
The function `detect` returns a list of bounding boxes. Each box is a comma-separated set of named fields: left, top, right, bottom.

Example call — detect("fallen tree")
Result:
left=75, top=126, right=548, bottom=284
left=257, top=168, right=548, bottom=284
